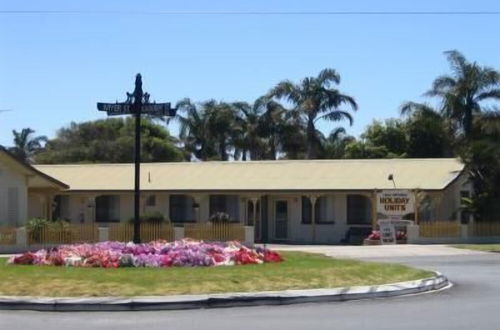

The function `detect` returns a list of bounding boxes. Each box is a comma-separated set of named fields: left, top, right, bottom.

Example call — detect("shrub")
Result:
left=26, top=218, right=70, bottom=243
left=209, top=212, right=231, bottom=223
left=128, top=211, right=166, bottom=224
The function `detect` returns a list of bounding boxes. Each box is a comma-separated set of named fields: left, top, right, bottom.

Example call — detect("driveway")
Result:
left=1, top=246, right=499, bottom=330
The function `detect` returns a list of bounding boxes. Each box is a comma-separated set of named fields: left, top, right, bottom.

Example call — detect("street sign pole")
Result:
left=97, top=74, right=177, bottom=243
left=132, top=75, right=143, bottom=244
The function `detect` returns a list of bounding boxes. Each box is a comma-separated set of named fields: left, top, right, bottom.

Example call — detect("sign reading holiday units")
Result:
left=377, top=190, right=415, bottom=218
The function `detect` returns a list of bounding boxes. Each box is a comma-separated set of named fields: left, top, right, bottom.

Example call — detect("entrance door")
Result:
left=274, top=200, right=288, bottom=240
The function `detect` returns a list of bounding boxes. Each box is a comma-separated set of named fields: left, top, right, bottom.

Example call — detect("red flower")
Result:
left=13, top=253, right=35, bottom=265
left=263, top=251, right=283, bottom=263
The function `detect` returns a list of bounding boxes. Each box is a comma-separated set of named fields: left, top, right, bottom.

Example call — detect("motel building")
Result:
left=0, top=146, right=471, bottom=244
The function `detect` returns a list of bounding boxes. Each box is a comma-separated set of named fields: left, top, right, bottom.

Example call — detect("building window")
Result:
left=95, top=195, right=120, bottom=222
left=146, top=195, right=156, bottom=207
left=169, top=195, right=195, bottom=223
left=209, top=195, right=240, bottom=221
left=347, top=195, right=372, bottom=225
left=302, top=196, right=331, bottom=224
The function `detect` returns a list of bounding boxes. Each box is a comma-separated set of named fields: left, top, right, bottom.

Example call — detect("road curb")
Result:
left=0, top=272, right=449, bottom=311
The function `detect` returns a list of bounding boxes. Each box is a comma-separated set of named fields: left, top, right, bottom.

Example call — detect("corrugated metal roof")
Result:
left=0, top=147, right=68, bottom=189
left=33, top=159, right=464, bottom=192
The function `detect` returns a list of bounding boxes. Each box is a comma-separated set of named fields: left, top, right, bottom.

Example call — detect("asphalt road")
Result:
left=1, top=253, right=499, bottom=330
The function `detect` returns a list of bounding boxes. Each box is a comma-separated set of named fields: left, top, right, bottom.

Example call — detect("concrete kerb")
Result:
left=0, top=272, right=449, bottom=311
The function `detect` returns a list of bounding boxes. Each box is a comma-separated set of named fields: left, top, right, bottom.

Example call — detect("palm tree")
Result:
left=9, top=128, right=47, bottom=163
left=268, top=68, right=358, bottom=159
left=426, top=50, right=500, bottom=138
left=319, top=127, right=355, bottom=159
left=232, top=101, right=266, bottom=160
left=203, top=100, right=240, bottom=161
left=175, top=98, right=217, bottom=161
left=253, top=96, right=287, bottom=160
left=176, top=99, right=242, bottom=161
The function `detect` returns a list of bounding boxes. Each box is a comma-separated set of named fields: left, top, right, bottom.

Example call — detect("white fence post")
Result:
left=461, top=224, right=469, bottom=242
left=98, top=227, right=109, bottom=242
left=244, top=226, right=255, bottom=247
left=15, top=227, right=27, bottom=247
left=406, top=224, right=420, bottom=244
left=174, top=226, right=185, bottom=241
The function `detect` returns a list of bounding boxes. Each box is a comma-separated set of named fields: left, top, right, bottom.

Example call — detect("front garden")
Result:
left=0, top=239, right=432, bottom=297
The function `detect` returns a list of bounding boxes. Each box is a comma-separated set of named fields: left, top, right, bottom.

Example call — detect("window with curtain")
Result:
left=301, top=196, right=332, bottom=224
left=169, top=195, right=195, bottom=223
left=346, top=195, right=372, bottom=225
left=209, top=195, right=240, bottom=221
left=95, top=195, right=120, bottom=222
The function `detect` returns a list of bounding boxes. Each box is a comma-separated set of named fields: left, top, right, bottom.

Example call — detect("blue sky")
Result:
left=1, top=0, right=500, bottom=146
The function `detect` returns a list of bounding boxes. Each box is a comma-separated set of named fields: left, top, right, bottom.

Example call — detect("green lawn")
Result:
left=0, top=252, right=433, bottom=297
left=452, top=244, right=500, bottom=252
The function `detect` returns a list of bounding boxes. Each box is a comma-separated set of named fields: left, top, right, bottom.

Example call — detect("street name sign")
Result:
left=97, top=102, right=175, bottom=116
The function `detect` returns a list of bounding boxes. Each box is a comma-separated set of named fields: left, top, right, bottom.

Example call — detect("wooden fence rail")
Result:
left=27, top=224, right=98, bottom=245
left=419, top=221, right=461, bottom=238
left=184, top=223, right=245, bottom=241
left=469, top=222, right=500, bottom=237
left=108, top=223, right=174, bottom=242
left=0, top=227, right=17, bottom=245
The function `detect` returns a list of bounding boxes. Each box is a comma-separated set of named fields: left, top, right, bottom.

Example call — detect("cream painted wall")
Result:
left=0, top=161, right=28, bottom=226
left=267, top=193, right=356, bottom=244
left=40, top=181, right=463, bottom=244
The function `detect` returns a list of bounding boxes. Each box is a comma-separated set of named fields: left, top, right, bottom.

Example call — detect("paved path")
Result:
left=265, top=243, right=488, bottom=258
left=1, top=246, right=499, bottom=330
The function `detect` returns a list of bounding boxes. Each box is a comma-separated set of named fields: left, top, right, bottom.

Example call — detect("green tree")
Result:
left=176, top=99, right=243, bottom=161
left=460, top=112, right=500, bottom=220
left=231, top=101, right=266, bottom=161
left=319, top=127, right=355, bottom=159
left=176, top=98, right=218, bottom=161
left=9, top=128, right=47, bottom=163
left=362, top=119, right=407, bottom=157
left=35, top=118, right=183, bottom=163
left=426, top=50, right=500, bottom=138
left=268, top=68, right=358, bottom=159
left=253, top=96, right=307, bottom=160
left=400, top=102, right=452, bottom=157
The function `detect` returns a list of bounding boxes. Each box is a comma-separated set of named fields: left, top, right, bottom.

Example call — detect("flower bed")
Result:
left=8, top=239, right=283, bottom=268
left=363, top=230, right=408, bottom=245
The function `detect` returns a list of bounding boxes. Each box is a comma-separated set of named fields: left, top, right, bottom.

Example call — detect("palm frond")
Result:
left=268, top=81, right=301, bottom=104
left=475, top=89, right=500, bottom=102
left=316, top=68, right=341, bottom=87
left=399, top=101, right=437, bottom=116
left=444, top=50, right=468, bottom=77
left=315, top=110, right=354, bottom=125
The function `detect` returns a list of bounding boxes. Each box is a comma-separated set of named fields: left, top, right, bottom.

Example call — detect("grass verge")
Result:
left=451, top=244, right=500, bottom=252
left=0, top=252, right=433, bottom=297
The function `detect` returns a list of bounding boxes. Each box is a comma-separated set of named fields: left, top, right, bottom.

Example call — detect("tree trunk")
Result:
left=219, top=137, right=228, bottom=161
left=306, top=117, right=317, bottom=159
left=270, top=135, right=277, bottom=160
left=463, top=107, right=473, bottom=138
